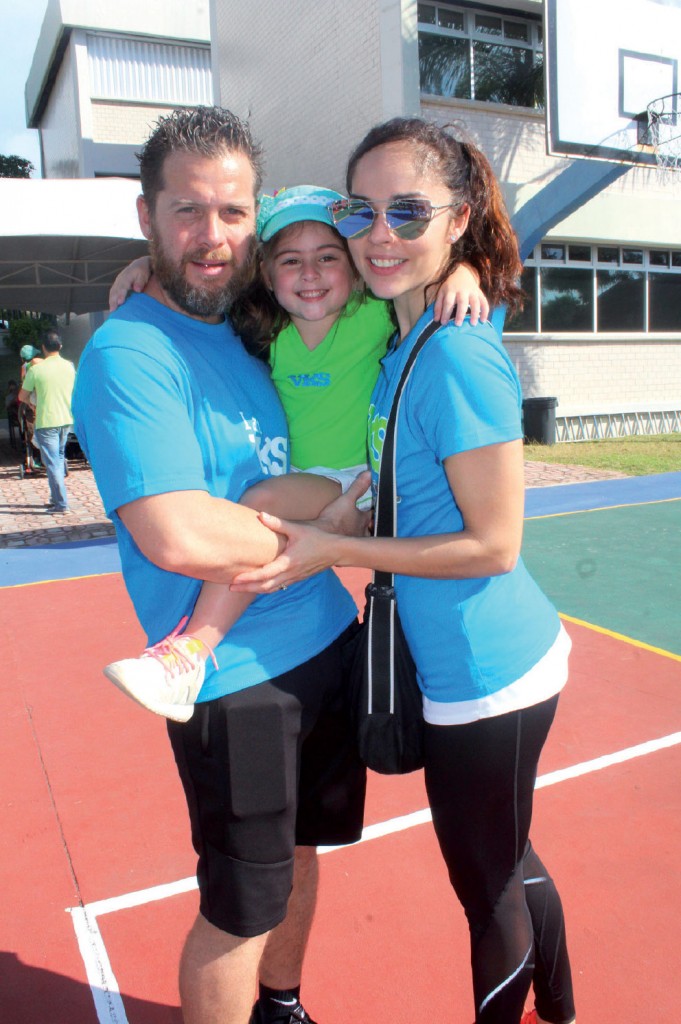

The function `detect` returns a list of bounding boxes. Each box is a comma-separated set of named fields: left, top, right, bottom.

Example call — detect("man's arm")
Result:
left=117, top=489, right=286, bottom=584
left=17, top=388, right=32, bottom=406
left=75, top=340, right=286, bottom=583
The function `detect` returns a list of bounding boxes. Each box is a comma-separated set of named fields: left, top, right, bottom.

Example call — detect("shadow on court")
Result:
left=0, top=950, right=181, bottom=1024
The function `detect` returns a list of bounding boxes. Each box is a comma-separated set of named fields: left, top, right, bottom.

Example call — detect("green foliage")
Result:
left=3, top=314, right=55, bottom=355
left=0, top=154, right=34, bottom=178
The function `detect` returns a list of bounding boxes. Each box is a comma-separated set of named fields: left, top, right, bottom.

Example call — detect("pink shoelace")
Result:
left=142, top=617, right=218, bottom=677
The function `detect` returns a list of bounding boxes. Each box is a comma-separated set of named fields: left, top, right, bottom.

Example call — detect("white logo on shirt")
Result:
left=240, top=413, right=288, bottom=476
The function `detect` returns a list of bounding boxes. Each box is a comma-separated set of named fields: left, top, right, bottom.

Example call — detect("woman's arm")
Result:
left=230, top=440, right=524, bottom=592
left=118, top=471, right=371, bottom=584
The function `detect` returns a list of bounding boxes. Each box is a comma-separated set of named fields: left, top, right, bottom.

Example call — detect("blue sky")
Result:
left=0, top=0, right=49, bottom=173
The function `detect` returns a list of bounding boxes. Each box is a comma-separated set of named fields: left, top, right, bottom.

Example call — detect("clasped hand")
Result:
left=230, top=471, right=372, bottom=593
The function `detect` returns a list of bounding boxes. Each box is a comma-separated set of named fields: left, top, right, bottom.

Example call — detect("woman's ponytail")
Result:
left=456, top=142, right=523, bottom=315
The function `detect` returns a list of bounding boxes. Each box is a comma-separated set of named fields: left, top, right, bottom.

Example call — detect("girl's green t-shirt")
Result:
left=268, top=295, right=394, bottom=470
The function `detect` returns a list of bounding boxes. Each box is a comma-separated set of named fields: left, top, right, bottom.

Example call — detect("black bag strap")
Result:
left=373, top=318, right=441, bottom=589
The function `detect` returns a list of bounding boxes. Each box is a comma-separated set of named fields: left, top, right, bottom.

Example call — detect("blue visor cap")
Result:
left=257, top=185, right=345, bottom=241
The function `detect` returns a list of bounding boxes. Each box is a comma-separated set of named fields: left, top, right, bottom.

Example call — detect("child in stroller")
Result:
left=17, top=345, right=43, bottom=476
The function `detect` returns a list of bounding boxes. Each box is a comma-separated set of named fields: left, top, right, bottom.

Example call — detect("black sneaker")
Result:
left=249, top=1001, right=318, bottom=1024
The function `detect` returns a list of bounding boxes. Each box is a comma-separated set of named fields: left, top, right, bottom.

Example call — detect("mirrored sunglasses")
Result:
left=330, top=197, right=453, bottom=240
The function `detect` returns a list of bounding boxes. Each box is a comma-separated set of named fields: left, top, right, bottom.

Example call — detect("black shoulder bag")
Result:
left=349, top=319, right=441, bottom=774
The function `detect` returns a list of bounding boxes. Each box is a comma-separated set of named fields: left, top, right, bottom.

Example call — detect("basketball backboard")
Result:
left=544, top=0, right=681, bottom=166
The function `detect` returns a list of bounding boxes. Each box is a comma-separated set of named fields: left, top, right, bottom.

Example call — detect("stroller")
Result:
left=16, top=406, right=86, bottom=478
left=17, top=402, right=44, bottom=479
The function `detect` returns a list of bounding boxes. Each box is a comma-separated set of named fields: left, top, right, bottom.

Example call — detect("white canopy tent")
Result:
left=0, top=178, right=148, bottom=317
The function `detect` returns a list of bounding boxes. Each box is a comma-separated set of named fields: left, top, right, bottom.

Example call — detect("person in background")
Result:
left=18, top=330, right=75, bottom=512
left=19, top=343, right=42, bottom=382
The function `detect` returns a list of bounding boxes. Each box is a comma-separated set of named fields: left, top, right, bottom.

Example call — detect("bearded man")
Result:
left=72, top=107, right=366, bottom=1024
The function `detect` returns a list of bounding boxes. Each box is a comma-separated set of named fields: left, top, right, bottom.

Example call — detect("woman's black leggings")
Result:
left=424, top=695, right=575, bottom=1024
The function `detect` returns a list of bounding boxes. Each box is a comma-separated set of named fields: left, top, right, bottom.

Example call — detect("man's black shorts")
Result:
left=167, top=623, right=366, bottom=938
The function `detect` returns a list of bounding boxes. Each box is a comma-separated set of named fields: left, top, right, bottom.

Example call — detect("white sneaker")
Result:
left=103, top=619, right=216, bottom=722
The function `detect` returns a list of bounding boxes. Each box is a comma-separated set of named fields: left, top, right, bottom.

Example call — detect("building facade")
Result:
left=211, top=0, right=681, bottom=439
left=26, top=0, right=212, bottom=180
left=20, top=0, right=212, bottom=357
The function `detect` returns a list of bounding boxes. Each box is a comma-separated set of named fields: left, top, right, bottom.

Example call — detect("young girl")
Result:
left=103, top=185, right=488, bottom=721
left=229, top=121, right=576, bottom=1024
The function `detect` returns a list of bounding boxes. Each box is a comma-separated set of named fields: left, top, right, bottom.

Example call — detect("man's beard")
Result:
left=149, top=234, right=257, bottom=318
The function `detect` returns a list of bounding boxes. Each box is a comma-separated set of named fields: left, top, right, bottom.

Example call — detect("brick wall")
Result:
left=91, top=101, right=182, bottom=145
left=212, top=0, right=396, bottom=190
left=505, top=338, right=681, bottom=414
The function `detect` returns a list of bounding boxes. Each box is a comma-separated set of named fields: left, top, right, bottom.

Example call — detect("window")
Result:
left=541, top=244, right=565, bottom=261
left=417, top=3, right=544, bottom=108
left=597, top=270, right=644, bottom=331
left=540, top=268, right=593, bottom=331
left=506, top=243, right=681, bottom=333
left=650, top=250, right=671, bottom=267
left=568, top=244, right=591, bottom=262
left=512, top=267, right=536, bottom=332
left=649, top=274, right=681, bottom=330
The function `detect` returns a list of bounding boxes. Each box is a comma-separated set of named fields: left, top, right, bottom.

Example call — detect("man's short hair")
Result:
left=42, top=329, right=62, bottom=353
left=138, top=106, right=264, bottom=212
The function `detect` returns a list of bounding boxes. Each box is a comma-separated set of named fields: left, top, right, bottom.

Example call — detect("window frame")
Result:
left=417, top=2, right=544, bottom=108
left=506, top=242, right=681, bottom=336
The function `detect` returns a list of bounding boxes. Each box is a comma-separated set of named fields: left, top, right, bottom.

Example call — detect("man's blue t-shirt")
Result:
left=367, top=307, right=560, bottom=708
left=73, top=293, right=356, bottom=700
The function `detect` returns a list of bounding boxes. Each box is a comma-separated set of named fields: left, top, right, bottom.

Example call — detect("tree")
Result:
left=4, top=314, right=55, bottom=356
left=0, top=154, right=34, bottom=178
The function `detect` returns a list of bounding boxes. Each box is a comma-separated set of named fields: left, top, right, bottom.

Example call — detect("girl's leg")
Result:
left=183, top=473, right=342, bottom=648
left=423, top=696, right=575, bottom=1024
left=103, top=474, right=343, bottom=719
left=102, top=473, right=339, bottom=720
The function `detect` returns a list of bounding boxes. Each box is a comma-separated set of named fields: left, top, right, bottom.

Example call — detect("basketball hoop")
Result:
left=646, top=93, right=681, bottom=174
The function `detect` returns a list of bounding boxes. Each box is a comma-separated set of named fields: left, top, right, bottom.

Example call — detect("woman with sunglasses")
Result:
left=232, top=118, right=576, bottom=1024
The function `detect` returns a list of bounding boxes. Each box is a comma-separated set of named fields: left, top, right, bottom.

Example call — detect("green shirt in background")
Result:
left=23, top=354, right=76, bottom=429
left=269, top=295, right=395, bottom=470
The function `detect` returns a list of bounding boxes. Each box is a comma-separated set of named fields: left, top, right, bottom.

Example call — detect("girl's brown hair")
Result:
left=345, top=117, right=524, bottom=315
left=229, top=238, right=284, bottom=359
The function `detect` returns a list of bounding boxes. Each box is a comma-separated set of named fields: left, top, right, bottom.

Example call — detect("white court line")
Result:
left=69, top=729, right=681, bottom=1024
left=69, top=907, right=128, bottom=1024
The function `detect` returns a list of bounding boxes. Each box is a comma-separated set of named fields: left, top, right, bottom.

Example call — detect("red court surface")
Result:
left=2, top=561, right=680, bottom=1023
